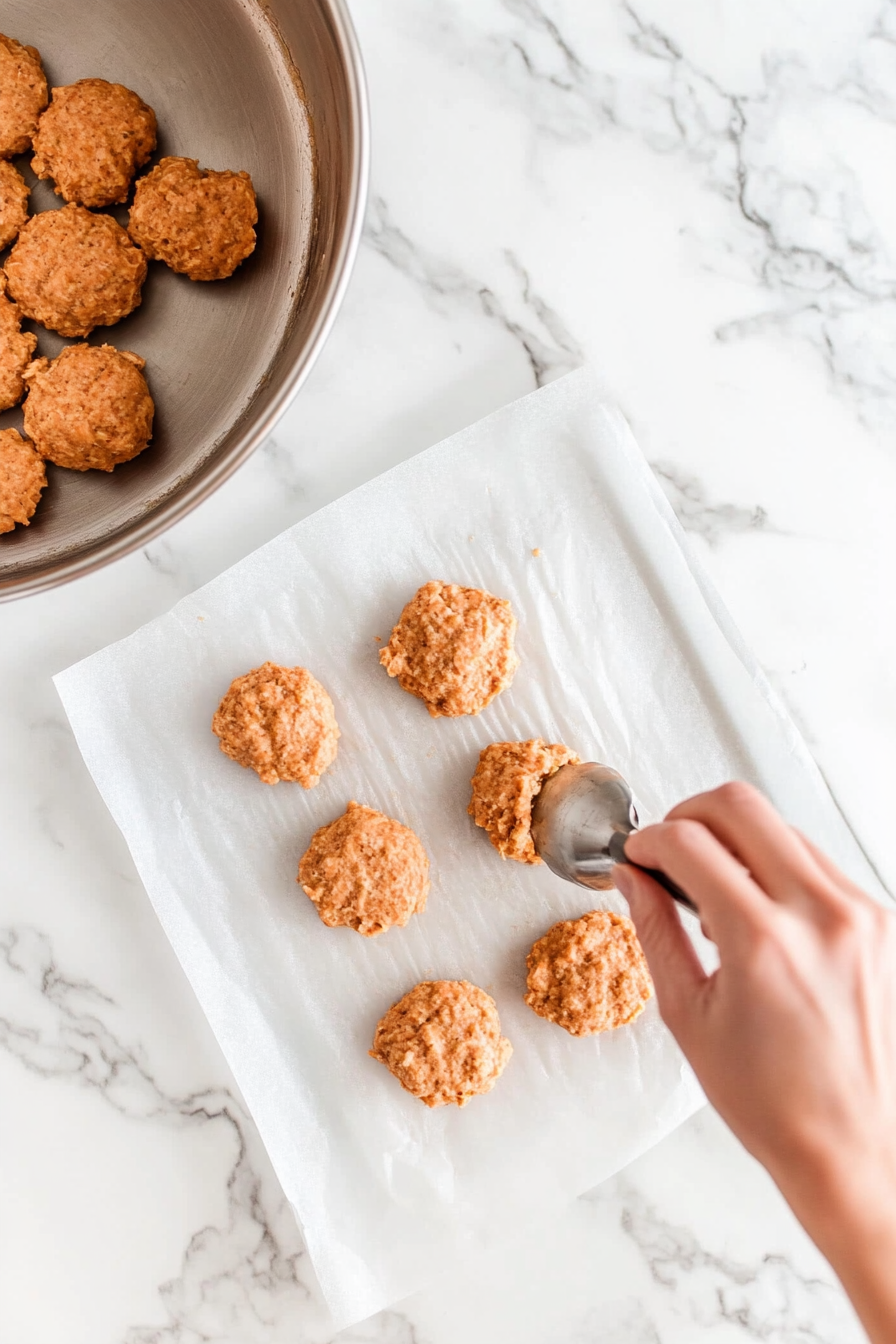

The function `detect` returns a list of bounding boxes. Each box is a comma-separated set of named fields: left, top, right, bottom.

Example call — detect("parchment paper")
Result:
left=55, top=369, right=882, bottom=1329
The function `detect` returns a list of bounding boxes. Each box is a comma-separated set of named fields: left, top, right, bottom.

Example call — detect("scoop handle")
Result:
left=608, top=832, right=698, bottom=914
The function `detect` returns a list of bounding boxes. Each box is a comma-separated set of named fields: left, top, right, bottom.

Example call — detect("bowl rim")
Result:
left=0, top=0, right=370, bottom=604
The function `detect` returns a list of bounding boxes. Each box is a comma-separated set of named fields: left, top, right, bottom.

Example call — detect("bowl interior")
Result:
left=0, top=0, right=359, bottom=594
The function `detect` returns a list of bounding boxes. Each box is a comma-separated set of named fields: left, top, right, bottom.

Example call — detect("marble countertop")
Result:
left=2, top=1, right=894, bottom=1340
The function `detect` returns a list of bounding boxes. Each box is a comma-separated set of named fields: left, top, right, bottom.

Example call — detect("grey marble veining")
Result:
left=652, top=462, right=771, bottom=545
left=392, top=0, right=896, bottom=425
left=613, top=1181, right=858, bottom=1342
left=0, top=928, right=318, bottom=1342
left=0, top=922, right=864, bottom=1344
left=365, top=196, right=583, bottom=387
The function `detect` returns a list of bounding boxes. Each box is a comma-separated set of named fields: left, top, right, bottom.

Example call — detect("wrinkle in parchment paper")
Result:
left=54, top=369, right=881, bottom=1329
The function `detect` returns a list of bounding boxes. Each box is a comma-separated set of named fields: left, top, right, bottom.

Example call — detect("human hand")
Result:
left=613, top=783, right=896, bottom=1344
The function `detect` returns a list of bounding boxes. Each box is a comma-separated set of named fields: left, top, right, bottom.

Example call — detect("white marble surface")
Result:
left=1, top=0, right=895, bottom=1340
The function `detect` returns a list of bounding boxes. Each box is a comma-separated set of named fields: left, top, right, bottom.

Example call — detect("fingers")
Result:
left=664, top=782, right=843, bottom=909
left=624, top=815, right=771, bottom=955
left=792, top=830, right=876, bottom=906
left=615, top=864, right=707, bottom=1041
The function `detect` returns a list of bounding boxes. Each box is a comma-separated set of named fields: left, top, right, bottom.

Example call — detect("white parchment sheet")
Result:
left=55, top=369, right=882, bottom=1328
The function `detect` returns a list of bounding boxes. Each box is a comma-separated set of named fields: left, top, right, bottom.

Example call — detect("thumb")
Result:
left=615, top=865, right=706, bottom=1039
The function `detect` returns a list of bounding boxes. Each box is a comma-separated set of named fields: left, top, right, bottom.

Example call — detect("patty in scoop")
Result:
left=0, top=34, right=48, bottom=158
left=23, top=343, right=154, bottom=472
left=469, top=738, right=580, bottom=864
left=5, top=204, right=147, bottom=337
left=128, top=156, right=257, bottom=281
left=32, top=78, right=157, bottom=208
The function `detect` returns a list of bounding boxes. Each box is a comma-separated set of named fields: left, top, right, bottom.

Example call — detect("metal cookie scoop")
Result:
left=530, top=761, right=697, bottom=914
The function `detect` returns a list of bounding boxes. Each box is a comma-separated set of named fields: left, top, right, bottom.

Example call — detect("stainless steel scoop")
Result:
left=530, top=762, right=697, bottom=914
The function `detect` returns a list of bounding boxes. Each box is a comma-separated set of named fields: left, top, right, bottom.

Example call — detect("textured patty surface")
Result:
left=212, top=662, right=339, bottom=786
left=0, top=427, right=45, bottom=533
left=469, top=738, right=579, bottom=864
left=0, top=159, right=29, bottom=249
left=129, top=156, right=257, bottom=281
left=5, top=204, right=147, bottom=337
left=299, top=802, right=430, bottom=936
left=525, top=910, right=653, bottom=1036
left=32, top=78, right=157, bottom=207
left=0, top=271, right=37, bottom=411
left=0, top=34, right=47, bottom=158
left=370, top=980, right=513, bottom=1107
left=23, top=343, right=154, bottom=471
left=379, top=580, right=519, bottom=717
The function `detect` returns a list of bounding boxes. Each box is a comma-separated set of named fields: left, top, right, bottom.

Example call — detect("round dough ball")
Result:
left=0, top=34, right=48, bottom=158
left=298, top=802, right=430, bottom=937
left=128, top=156, right=258, bottom=281
left=5, top=204, right=147, bottom=337
left=0, top=428, right=46, bottom=534
left=23, top=344, right=153, bottom=472
left=469, top=738, right=579, bottom=864
left=31, top=78, right=157, bottom=208
left=370, top=980, right=513, bottom=1108
left=212, top=662, right=339, bottom=787
left=0, top=271, right=37, bottom=411
left=379, top=580, right=519, bottom=718
left=0, top=159, right=29, bottom=249
left=525, top=910, right=653, bottom=1036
